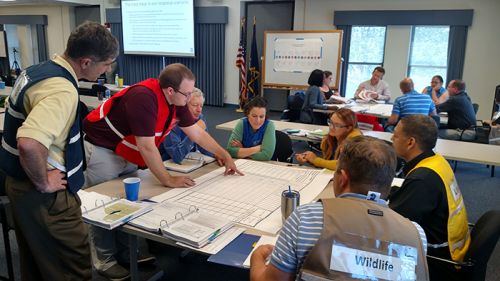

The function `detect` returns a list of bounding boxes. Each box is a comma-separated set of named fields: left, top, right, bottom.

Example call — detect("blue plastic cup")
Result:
left=123, top=177, right=141, bottom=201
left=0, top=81, right=5, bottom=89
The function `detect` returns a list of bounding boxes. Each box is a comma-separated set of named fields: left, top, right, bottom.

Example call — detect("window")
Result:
left=408, top=26, right=449, bottom=92
left=345, top=26, right=386, bottom=99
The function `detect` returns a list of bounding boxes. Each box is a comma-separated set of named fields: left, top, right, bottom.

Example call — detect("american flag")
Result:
left=236, top=18, right=247, bottom=109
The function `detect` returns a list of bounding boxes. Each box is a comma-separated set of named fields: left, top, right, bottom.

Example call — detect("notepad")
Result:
left=163, top=152, right=216, bottom=173
left=79, top=191, right=153, bottom=230
left=128, top=201, right=233, bottom=248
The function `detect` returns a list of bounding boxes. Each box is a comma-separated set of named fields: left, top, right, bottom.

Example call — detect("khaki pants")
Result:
left=6, top=176, right=91, bottom=281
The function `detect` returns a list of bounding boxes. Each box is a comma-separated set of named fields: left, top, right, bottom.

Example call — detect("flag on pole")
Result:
left=236, top=17, right=247, bottom=110
left=247, top=16, right=260, bottom=99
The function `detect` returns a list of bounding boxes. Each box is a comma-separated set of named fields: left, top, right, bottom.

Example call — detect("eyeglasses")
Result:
left=176, top=89, right=192, bottom=98
left=328, top=120, right=348, bottom=128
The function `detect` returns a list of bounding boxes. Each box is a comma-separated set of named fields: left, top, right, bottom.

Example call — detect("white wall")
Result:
left=383, top=26, right=411, bottom=98
left=294, top=0, right=500, bottom=120
left=0, top=5, right=74, bottom=59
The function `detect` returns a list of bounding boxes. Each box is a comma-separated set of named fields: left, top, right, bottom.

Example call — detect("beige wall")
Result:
left=294, top=0, right=500, bottom=119
left=0, top=5, right=73, bottom=59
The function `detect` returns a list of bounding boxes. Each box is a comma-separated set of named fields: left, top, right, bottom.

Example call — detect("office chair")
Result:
left=272, top=131, right=293, bottom=162
left=0, top=170, right=15, bottom=281
left=356, top=113, right=384, bottom=131
left=455, top=104, right=496, bottom=176
left=472, top=103, right=479, bottom=115
left=427, top=210, right=500, bottom=281
left=492, top=85, right=500, bottom=119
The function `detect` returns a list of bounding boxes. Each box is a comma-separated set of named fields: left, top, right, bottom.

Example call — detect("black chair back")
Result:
left=272, top=131, right=293, bottom=162
left=465, top=210, right=500, bottom=281
left=472, top=103, right=479, bottom=115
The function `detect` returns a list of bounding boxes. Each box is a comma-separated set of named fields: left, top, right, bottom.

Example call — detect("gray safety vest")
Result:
left=299, top=197, right=429, bottom=281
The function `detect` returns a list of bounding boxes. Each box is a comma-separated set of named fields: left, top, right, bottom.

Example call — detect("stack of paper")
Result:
left=128, top=201, right=233, bottom=248
left=81, top=194, right=153, bottom=230
left=163, top=151, right=216, bottom=173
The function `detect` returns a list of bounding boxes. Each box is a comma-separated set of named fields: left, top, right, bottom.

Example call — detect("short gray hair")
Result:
left=191, top=87, right=205, bottom=104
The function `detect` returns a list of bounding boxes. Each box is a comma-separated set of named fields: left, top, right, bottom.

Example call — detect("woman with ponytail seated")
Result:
left=296, top=108, right=362, bottom=170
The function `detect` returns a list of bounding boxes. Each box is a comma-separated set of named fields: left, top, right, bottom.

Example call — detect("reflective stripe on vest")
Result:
left=0, top=60, right=85, bottom=193
left=85, top=78, right=176, bottom=166
left=408, top=154, right=470, bottom=262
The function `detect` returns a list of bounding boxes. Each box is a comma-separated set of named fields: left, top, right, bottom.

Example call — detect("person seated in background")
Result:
left=389, top=115, right=470, bottom=281
left=422, top=75, right=448, bottom=105
left=296, top=108, right=362, bottom=170
left=354, top=66, right=391, bottom=102
left=436, top=79, right=476, bottom=141
left=300, top=69, right=330, bottom=124
left=386, top=78, right=436, bottom=128
left=319, top=70, right=335, bottom=100
left=250, top=136, right=429, bottom=281
left=227, top=96, right=276, bottom=161
left=159, top=87, right=214, bottom=163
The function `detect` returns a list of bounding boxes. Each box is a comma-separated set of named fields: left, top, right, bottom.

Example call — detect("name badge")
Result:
left=330, top=243, right=417, bottom=281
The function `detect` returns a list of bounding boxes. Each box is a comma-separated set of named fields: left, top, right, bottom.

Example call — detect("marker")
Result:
left=288, top=185, right=292, bottom=197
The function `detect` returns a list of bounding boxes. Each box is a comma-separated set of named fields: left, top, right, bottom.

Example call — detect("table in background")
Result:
left=216, top=119, right=328, bottom=142
left=0, top=86, right=12, bottom=98
left=364, top=131, right=500, bottom=167
left=314, top=102, right=393, bottom=119
left=78, top=81, right=127, bottom=94
left=217, top=119, right=500, bottom=167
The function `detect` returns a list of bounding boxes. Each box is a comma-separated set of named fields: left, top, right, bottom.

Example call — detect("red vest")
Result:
left=86, top=78, right=177, bottom=166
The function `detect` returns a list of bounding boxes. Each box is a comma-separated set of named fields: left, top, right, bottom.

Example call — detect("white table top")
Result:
left=364, top=131, right=500, bottom=166
left=217, top=119, right=500, bottom=167
left=80, top=95, right=103, bottom=109
left=314, top=102, right=394, bottom=119
left=216, top=119, right=328, bottom=142
left=78, top=81, right=127, bottom=93
left=0, top=86, right=12, bottom=98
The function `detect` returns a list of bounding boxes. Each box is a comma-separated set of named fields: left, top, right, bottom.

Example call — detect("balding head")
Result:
left=335, top=136, right=397, bottom=198
left=400, top=78, right=414, bottom=94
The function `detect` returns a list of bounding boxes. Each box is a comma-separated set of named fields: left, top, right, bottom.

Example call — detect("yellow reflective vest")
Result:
left=408, top=154, right=470, bottom=261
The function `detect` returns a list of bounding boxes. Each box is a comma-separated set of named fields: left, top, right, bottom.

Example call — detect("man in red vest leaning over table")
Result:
left=82, top=62, right=242, bottom=279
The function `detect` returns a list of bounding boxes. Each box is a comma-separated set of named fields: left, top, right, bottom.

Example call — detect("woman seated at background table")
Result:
left=300, top=69, right=330, bottom=124
left=320, top=70, right=335, bottom=100
left=422, top=75, right=448, bottom=105
left=321, top=70, right=344, bottom=105
left=226, top=97, right=276, bottom=161
left=296, top=108, right=362, bottom=169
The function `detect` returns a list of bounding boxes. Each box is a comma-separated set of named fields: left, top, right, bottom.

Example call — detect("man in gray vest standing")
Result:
left=250, top=136, right=429, bottom=281
left=0, top=22, right=118, bottom=281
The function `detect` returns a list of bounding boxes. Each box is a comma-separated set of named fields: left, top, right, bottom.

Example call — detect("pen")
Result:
left=109, top=210, right=121, bottom=215
left=208, top=229, right=222, bottom=242
left=288, top=185, right=292, bottom=196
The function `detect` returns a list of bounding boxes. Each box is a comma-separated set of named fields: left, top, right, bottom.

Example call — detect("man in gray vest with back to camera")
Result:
left=0, top=22, right=118, bottom=281
left=250, top=136, right=429, bottom=281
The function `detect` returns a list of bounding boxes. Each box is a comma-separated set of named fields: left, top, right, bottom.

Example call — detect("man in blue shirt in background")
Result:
left=387, top=78, right=436, bottom=130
